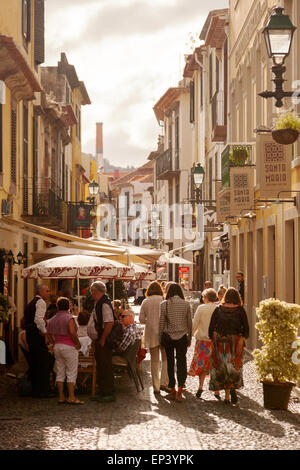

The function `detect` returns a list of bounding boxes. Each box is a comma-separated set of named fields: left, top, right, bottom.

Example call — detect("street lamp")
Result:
left=87, top=180, right=99, bottom=206
left=259, top=7, right=296, bottom=107
left=193, top=163, right=205, bottom=188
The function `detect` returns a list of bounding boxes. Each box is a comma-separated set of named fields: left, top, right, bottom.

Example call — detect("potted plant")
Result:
left=253, top=298, right=300, bottom=410
left=229, top=145, right=250, bottom=166
left=272, top=112, right=300, bottom=145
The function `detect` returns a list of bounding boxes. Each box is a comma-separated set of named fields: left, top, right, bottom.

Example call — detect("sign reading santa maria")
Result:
left=258, top=134, right=292, bottom=198
left=230, top=166, right=254, bottom=216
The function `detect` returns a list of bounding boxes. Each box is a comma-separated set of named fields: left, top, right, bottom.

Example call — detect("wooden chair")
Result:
left=77, top=342, right=97, bottom=397
left=112, top=340, right=144, bottom=392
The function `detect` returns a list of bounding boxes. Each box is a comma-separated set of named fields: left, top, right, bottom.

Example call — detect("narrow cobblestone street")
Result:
left=0, top=334, right=299, bottom=451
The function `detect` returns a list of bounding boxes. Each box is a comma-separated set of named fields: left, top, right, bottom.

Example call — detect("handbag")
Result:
left=106, top=320, right=123, bottom=349
left=160, top=301, right=172, bottom=347
left=87, top=309, right=99, bottom=341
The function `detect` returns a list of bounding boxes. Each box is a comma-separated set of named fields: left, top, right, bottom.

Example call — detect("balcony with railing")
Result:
left=22, top=177, right=68, bottom=231
left=156, top=149, right=180, bottom=180
left=211, top=90, right=226, bottom=142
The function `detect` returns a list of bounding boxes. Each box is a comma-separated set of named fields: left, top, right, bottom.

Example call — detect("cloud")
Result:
left=44, top=0, right=228, bottom=167
left=47, top=0, right=227, bottom=47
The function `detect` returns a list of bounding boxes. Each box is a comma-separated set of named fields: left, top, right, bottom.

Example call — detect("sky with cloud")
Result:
left=45, top=0, right=227, bottom=167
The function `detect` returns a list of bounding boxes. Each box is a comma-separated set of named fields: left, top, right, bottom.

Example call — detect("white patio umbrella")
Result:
left=21, top=255, right=135, bottom=309
left=158, top=254, right=193, bottom=265
left=132, top=263, right=156, bottom=281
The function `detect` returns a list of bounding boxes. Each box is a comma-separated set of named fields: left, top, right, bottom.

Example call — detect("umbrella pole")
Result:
left=77, top=276, right=81, bottom=312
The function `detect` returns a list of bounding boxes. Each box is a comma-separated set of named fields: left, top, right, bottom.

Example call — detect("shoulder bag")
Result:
left=160, top=301, right=172, bottom=348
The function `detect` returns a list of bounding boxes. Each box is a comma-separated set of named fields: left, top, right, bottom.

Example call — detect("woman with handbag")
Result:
left=159, top=283, right=192, bottom=402
left=139, top=281, right=170, bottom=395
left=208, top=287, right=249, bottom=404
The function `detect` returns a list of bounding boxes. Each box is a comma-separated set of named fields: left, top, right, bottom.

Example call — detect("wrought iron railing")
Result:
left=31, top=177, right=65, bottom=221
left=156, top=149, right=172, bottom=178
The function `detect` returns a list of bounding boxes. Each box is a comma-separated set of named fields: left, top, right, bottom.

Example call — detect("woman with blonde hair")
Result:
left=139, top=281, right=170, bottom=394
left=208, top=287, right=249, bottom=404
left=188, top=288, right=219, bottom=400
left=217, top=285, right=227, bottom=304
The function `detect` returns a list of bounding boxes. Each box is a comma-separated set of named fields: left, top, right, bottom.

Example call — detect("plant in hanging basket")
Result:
left=253, top=298, right=300, bottom=410
left=272, top=112, right=300, bottom=145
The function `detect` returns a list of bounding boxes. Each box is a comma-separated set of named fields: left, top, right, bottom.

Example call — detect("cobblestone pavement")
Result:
left=0, top=307, right=299, bottom=450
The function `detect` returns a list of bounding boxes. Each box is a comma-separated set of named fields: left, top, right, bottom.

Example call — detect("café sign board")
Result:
left=230, top=166, right=255, bottom=216
left=258, top=134, right=292, bottom=198
left=216, top=182, right=230, bottom=223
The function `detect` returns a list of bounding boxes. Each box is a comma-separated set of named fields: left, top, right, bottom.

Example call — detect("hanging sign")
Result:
left=216, top=183, right=230, bottom=223
left=230, top=166, right=255, bottom=216
left=258, top=134, right=292, bottom=198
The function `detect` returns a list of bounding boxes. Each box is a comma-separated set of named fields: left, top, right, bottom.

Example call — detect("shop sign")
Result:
left=230, top=166, right=254, bottom=216
left=258, top=134, right=292, bottom=198
left=68, top=203, right=91, bottom=229
left=216, top=183, right=230, bottom=223
left=179, top=267, right=189, bottom=273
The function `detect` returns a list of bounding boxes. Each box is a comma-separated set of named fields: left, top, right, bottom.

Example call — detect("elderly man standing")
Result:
left=89, top=281, right=116, bottom=403
left=24, top=284, right=53, bottom=398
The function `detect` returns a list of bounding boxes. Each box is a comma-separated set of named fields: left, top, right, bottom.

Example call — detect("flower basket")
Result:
left=272, top=128, right=299, bottom=145
left=253, top=298, right=300, bottom=411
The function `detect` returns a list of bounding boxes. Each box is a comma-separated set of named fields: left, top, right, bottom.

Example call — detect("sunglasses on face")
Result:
left=121, top=314, right=130, bottom=318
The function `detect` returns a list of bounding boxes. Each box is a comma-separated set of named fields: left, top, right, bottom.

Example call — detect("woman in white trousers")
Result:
left=139, top=281, right=170, bottom=394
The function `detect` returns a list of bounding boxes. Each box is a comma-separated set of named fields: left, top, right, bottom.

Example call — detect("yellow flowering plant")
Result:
left=253, top=299, right=300, bottom=384
left=274, top=112, right=300, bottom=132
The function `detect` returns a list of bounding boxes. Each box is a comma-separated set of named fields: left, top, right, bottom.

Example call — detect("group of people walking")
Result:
left=140, top=280, right=249, bottom=404
left=21, top=276, right=249, bottom=406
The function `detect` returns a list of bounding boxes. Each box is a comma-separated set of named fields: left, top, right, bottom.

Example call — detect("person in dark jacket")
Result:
left=208, top=287, right=249, bottom=405
left=24, top=285, right=53, bottom=398
left=90, top=281, right=115, bottom=403
left=236, top=272, right=244, bottom=304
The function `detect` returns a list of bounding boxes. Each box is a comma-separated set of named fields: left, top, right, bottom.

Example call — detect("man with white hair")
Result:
left=24, top=284, right=53, bottom=398
left=118, top=310, right=142, bottom=352
left=90, top=281, right=115, bottom=403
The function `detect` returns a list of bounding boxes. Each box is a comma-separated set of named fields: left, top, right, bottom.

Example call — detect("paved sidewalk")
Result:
left=0, top=346, right=299, bottom=450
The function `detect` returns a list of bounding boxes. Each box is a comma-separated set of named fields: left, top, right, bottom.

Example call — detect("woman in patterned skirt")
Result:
left=188, top=288, right=219, bottom=399
left=208, top=287, right=249, bottom=405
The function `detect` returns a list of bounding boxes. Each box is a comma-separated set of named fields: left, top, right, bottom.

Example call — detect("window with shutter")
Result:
left=23, top=103, right=29, bottom=214
left=209, top=157, right=213, bottom=202
left=10, top=100, right=17, bottom=190
left=22, top=0, right=31, bottom=46
left=32, top=114, right=38, bottom=214
left=168, top=123, right=172, bottom=163
left=175, top=116, right=179, bottom=169
left=34, top=0, right=45, bottom=65
left=0, top=104, right=2, bottom=176
left=200, top=70, right=203, bottom=108
left=189, top=81, right=195, bottom=123
left=216, top=56, right=219, bottom=93
left=209, top=52, right=213, bottom=101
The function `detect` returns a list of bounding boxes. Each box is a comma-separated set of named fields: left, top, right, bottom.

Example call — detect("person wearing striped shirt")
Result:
left=159, top=283, right=192, bottom=402
left=118, top=310, right=142, bottom=352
